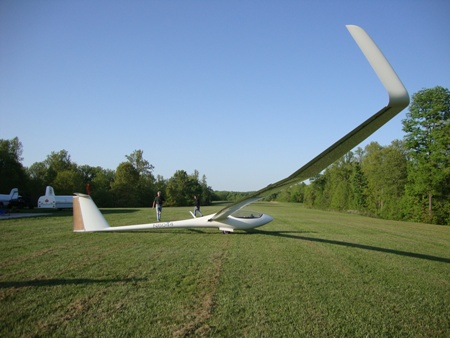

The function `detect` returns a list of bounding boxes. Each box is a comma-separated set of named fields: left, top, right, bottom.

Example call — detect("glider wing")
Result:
left=211, top=25, right=409, bottom=221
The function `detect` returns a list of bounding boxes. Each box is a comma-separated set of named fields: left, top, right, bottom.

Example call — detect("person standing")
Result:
left=193, top=195, right=203, bottom=217
left=152, top=191, right=165, bottom=221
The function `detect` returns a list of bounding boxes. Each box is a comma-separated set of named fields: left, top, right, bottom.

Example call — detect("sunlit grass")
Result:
left=1, top=203, right=449, bottom=337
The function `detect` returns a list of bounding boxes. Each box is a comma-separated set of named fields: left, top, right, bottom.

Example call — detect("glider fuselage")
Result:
left=77, top=213, right=273, bottom=233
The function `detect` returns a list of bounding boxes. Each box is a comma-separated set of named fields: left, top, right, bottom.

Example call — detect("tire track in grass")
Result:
left=172, top=236, right=231, bottom=337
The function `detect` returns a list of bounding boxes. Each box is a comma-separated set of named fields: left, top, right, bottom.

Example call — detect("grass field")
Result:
left=1, top=202, right=449, bottom=337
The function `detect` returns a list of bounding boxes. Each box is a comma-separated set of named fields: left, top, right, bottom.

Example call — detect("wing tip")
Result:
left=346, top=24, right=409, bottom=110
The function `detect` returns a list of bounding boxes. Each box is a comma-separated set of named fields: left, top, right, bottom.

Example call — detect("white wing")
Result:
left=211, top=25, right=409, bottom=221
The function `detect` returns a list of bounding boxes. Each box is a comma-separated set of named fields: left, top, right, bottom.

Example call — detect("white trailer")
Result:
left=38, top=186, right=73, bottom=209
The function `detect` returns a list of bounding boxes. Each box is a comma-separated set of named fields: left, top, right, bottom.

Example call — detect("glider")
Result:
left=73, top=25, right=409, bottom=234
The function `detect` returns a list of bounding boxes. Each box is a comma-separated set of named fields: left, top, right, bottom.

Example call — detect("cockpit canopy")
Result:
left=232, top=210, right=263, bottom=219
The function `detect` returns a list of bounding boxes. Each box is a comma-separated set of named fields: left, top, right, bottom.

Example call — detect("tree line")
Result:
left=1, top=86, right=448, bottom=224
left=0, top=144, right=216, bottom=208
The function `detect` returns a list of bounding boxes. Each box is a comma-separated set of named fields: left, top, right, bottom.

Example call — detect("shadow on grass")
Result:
left=0, top=277, right=147, bottom=289
left=249, top=229, right=450, bottom=264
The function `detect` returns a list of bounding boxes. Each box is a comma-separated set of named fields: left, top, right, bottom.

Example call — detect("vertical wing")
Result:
left=211, top=25, right=409, bottom=221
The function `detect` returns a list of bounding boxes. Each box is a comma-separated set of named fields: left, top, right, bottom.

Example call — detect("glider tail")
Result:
left=73, top=193, right=110, bottom=232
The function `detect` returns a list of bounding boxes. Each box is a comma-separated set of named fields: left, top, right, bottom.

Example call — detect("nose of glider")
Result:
left=259, top=213, right=273, bottom=227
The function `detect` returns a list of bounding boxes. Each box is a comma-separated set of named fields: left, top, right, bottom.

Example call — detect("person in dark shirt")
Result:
left=193, top=195, right=203, bottom=217
left=152, top=191, right=165, bottom=221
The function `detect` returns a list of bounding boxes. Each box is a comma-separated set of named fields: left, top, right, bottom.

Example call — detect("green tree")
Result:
left=189, top=170, right=205, bottom=200
left=78, top=165, right=114, bottom=193
left=0, top=137, right=28, bottom=193
left=125, top=150, right=156, bottom=207
left=166, top=170, right=191, bottom=206
left=111, top=162, right=140, bottom=207
left=351, top=146, right=368, bottom=211
left=27, top=161, right=51, bottom=190
left=30, top=150, right=78, bottom=189
left=351, top=161, right=368, bottom=211
left=26, top=161, right=49, bottom=202
left=326, top=152, right=355, bottom=211
left=402, top=86, right=450, bottom=224
left=380, top=140, right=408, bottom=220
left=125, top=150, right=154, bottom=176
left=304, top=173, right=327, bottom=208
left=89, top=167, right=115, bottom=207
left=52, top=170, right=84, bottom=195
left=45, top=150, right=75, bottom=172
left=361, top=142, right=384, bottom=214
left=166, top=170, right=206, bottom=207
left=78, top=165, right=99, bottom=185
left=154, top=175, right=167, bottom=196
left=361, top=141, right=408, bottom=219
left=200, top=174, right=213, bottom=205
left=276, top=183, right=306, bottom=203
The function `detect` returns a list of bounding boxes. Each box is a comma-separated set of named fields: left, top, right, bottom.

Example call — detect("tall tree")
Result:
left=0, top=137, right=28, bottom=192
left=26, top=161, right=48, bottom=200
left=111, top=162, right=140, bottom=207
left=402, top=86, right=450, bottom=224
left=89, top=166, right=115, bottom=207
left=154, top=175, right=167, bottom=196
left=45, top=150, right=75, bottom=172
left=52, top=170, right=84, bottom=195
left=361, top=142, right=384, bottom=214
left=125, top=150, right=156, bottom=207
left=189, top=170, right=203, bottom=197
left=326, top=152, right=355, bottom=211
left=200, top=174, right=213, bottom=205
left=361, top=141, right=408, bottom=219
left=351, top=161, right=368, bottom=211
left=166, top=170, right=205, bottom=207
left=32, top=150, right=77, bottom=188
left=166, top=170, right=191, bottom=206
left=125, top=149, right=154, bottom=176
left=377, top=141, right=408, bottom=220
left=304, top=173, right=327, bottom=208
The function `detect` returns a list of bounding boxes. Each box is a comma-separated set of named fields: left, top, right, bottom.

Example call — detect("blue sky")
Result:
left=1, top=1, right=449, bottom=191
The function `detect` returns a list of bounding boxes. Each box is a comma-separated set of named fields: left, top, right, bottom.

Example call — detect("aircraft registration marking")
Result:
left=152, top=222, right=174, bottom=228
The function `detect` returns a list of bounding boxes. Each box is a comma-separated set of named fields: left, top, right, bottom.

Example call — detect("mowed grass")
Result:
left=1, top=203, right=449, bottom=337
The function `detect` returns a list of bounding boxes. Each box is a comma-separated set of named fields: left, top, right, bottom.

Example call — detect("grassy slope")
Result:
left=1, top=203, right=449, bottom=337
